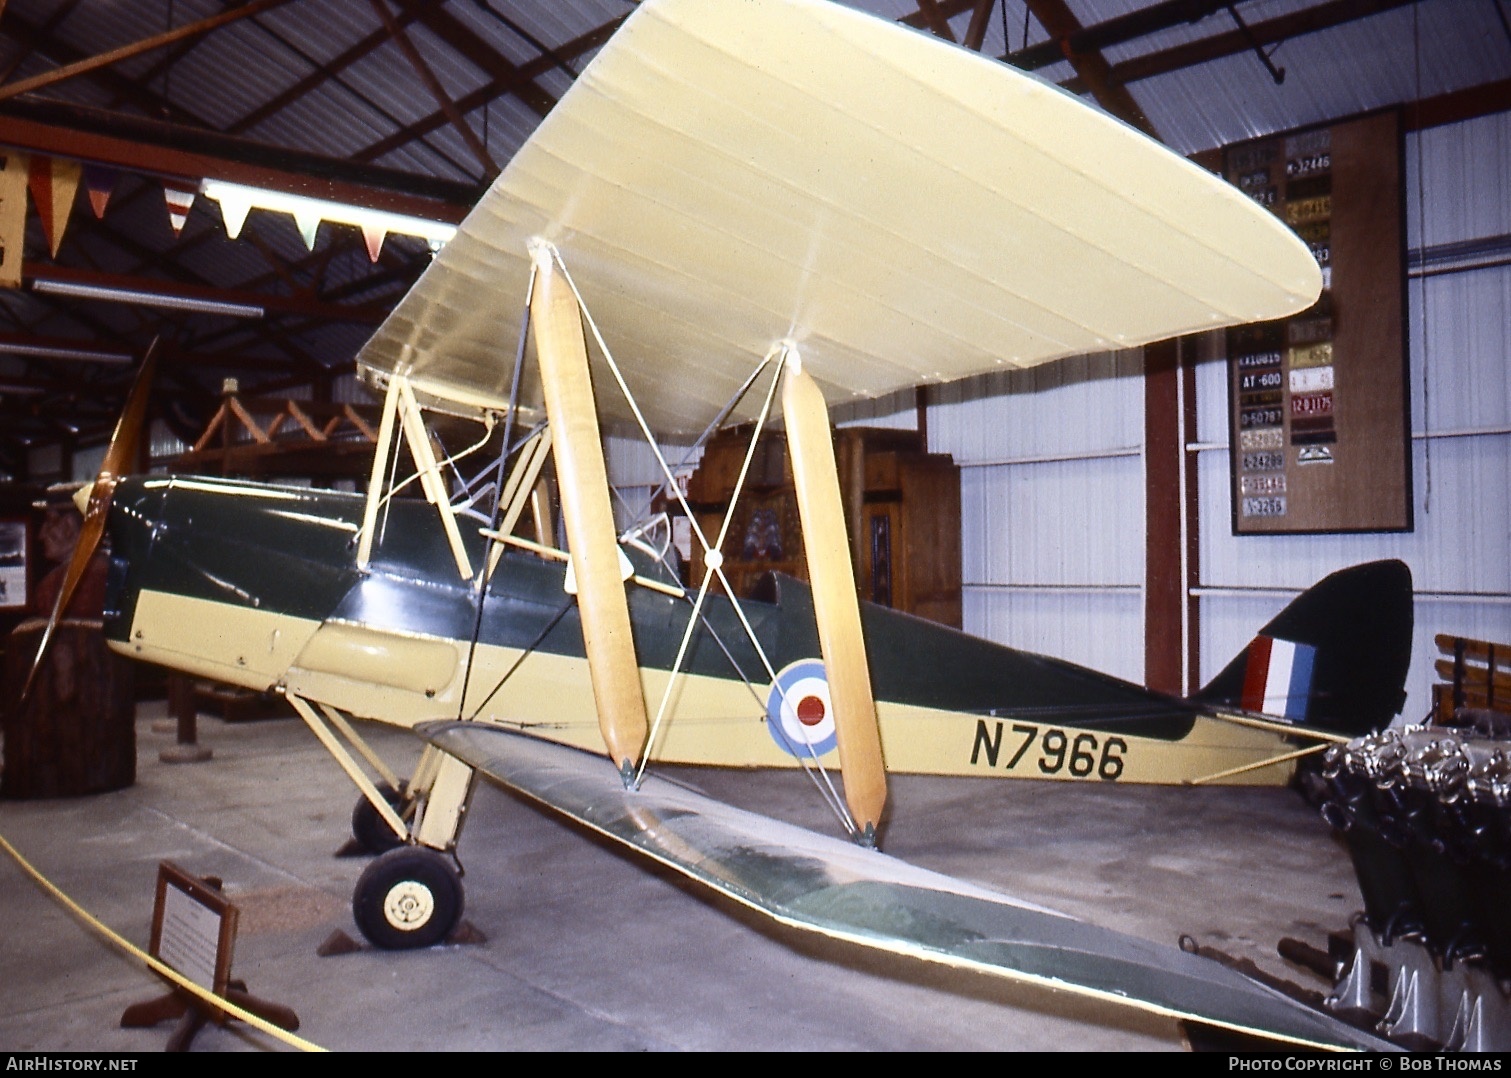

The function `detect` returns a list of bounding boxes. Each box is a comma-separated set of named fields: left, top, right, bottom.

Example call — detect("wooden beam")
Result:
left=229, top=17, right=412, bottom=135
left=353, top=16, right=625, bottom=164
left=915, top=0, right=958, bottom=42
left=0, top=104, right=470, bottom=220
left=1022, top=0, right=1159, bottom=139
left=963, top=0, right=997, bottom=51
left=0, top=0, right=298, bottom=104
left=1094, top=0, right=1416, bottom=92
left=369, top=0, right=496, bottom=176
left=388, top=0, right=558, bottom=119
left=1143, top=336, right=1199, bottom=696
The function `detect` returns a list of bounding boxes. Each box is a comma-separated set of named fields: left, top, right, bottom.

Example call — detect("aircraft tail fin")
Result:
left=1191, top=560, right=1414, bottom=739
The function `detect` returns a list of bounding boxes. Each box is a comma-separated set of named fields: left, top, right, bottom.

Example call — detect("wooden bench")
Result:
left=1431, top=633, right=1510, bottom=726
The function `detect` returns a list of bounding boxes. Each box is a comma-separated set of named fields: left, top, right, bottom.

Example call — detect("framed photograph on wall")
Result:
left=0, top=519, right=28, bottom=611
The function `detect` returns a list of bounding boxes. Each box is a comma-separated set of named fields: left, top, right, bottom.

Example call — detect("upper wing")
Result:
left=357, top=0, right=1321, bottom=434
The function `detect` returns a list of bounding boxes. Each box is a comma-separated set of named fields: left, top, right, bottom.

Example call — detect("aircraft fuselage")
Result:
left=103, top=475, right=1292, bottom=785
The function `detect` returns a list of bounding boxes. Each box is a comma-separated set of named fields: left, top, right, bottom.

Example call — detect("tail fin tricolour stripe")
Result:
left=1240, top=636, right=1317, bottom=721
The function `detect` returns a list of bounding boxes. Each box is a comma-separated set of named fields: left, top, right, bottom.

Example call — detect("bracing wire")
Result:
left=547, top=245, right=857, bottom=835
left=458, top=259, right=540, bottom=721
left=637, top=351, right=785, bottom=786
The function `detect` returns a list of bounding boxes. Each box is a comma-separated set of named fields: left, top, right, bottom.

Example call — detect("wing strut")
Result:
left=544, top=252, right=871, bottom=839
left=354, top=369, right=478, bottom=580
left=782, top=349, right=887, bottom=844
left=528, top=239, right=649, bottom=781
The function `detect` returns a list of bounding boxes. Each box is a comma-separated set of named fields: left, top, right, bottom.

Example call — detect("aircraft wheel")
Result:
left=352, top=847, right=464, bottom=950
left=351, top=784, right=407, bottom=854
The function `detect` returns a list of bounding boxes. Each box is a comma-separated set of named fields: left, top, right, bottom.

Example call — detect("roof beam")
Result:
left=354, top=14, right=624, bottom=163
left=1021, top=0, right=1159, bottom=138
left=0, top=2, right=203, bottom=124
left=0, top=101, right=472, bottom=219
left=0, top=0, right=300, bottom=104
left=962, top=1, right=998, bottom=52
left=227, top=18, right=410, bottom=135
left=389, top=0, right=558, bottom=119
left=1010, top=0, right=1229, bottom=71
left=1072, top=0, right=1418, bottom=91
left=915, top=0, right=959, bottom=42
left=369, top=0, right=497, bottom=175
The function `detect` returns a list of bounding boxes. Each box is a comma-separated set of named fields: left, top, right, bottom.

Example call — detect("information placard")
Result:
left=149, top=861, right=238, bottom=1008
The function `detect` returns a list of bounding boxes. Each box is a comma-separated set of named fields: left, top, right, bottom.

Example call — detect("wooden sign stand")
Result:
left=120, top=862, right=299, bottom=1052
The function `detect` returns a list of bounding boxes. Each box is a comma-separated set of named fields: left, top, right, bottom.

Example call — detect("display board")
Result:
left=1225, top=111, right=1412, bottom=534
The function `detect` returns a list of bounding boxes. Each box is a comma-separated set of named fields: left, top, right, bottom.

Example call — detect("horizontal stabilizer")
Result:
left=419, top=721, right=1396, bottom=1051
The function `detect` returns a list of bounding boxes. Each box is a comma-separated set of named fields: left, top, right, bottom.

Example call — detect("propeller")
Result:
left=20, top=341, right=160, bottom=705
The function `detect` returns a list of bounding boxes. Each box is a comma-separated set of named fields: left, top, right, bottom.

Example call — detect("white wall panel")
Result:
left=604, top=433, right=697, bottom=533
left=1409, top=267, right=1511, bottom=432
left=935, top=351, right=1147, bottom=683
left=147, top=420, right=190, bottom=470
left=330, top=372, right=374, bottom=406
left=963, top=457, right=1145, bottom=588
left=965, top=588, right=1145, bottom=684
left=931, top=350, right=1143, bottom=462
left=71, top=443, right=105, bottom=484
left=1407, top=113, right=1511, bottom=248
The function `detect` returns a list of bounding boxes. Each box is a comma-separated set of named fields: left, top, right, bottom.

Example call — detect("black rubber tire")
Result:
left=351, top=784, right=407, bottom=854
left=352, top=846, right=464, bottom=950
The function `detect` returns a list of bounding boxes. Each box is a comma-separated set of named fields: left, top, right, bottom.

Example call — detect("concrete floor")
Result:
left=0, top=700, right=1365, bottom=1053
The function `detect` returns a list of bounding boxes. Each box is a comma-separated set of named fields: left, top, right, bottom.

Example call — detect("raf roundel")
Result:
left=765, top=659, right=836, bottom=758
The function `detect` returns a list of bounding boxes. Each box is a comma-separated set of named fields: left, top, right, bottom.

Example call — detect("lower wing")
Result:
left=419, top=720, right=1396, bottom=1052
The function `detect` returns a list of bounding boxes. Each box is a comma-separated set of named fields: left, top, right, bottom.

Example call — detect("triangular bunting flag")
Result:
left=293, top=211, right=320, bottom=250
left=0, top=149, right=28, bottom=288
left=361, top=224, right=386, bottom=262
left=82, top=164, right=120, bottom=219
left=163, top=179, right=197, bottom=237
left=214, top=189, right=252, bottom=240
left=28, top=156, right=83, bottom=258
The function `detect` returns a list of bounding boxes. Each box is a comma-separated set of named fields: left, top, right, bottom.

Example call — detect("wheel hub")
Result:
left=383, top=880, right=436, bottom=930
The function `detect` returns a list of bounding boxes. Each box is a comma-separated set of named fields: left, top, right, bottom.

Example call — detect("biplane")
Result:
left=26, top=0, right=1413, bottom=1052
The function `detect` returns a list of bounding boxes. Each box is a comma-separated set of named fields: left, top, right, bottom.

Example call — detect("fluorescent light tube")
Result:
left=1, top=342, right=134, bottom=364
left=200, top=179, right=458, bottom=255
left=32, top=279, right=264, bottom=319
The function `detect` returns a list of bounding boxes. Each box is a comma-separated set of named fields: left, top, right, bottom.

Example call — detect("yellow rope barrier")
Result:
left=0, top=830, right=327, bottom=1052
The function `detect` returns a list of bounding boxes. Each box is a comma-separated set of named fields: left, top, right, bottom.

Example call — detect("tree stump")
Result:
left=2, top=619, right=136, bottom=798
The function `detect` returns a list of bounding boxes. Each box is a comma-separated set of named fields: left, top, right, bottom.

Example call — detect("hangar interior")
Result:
left=0, top=0, right=1508, bottom=1055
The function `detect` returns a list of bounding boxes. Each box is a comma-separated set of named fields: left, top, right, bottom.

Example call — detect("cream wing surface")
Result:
left=357, top=0, right=1321, bottom=434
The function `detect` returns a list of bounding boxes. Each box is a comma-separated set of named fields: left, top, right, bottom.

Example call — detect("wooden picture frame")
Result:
left=0, top=518, right=28, bottom=611
left=1224, top=111, right=1413, bottom=535
left=148, top=861, right=239, bottom=1013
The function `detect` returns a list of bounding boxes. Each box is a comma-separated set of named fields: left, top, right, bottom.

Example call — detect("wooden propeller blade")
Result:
left=21, top=344, right=159, bottom=704
left=782, top=357, right=887, bottom=842
left=528, top=245, right=648, bottom=778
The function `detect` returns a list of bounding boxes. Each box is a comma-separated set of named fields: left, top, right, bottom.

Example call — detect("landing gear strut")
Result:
left=350, top=784, right=408, bottom=854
